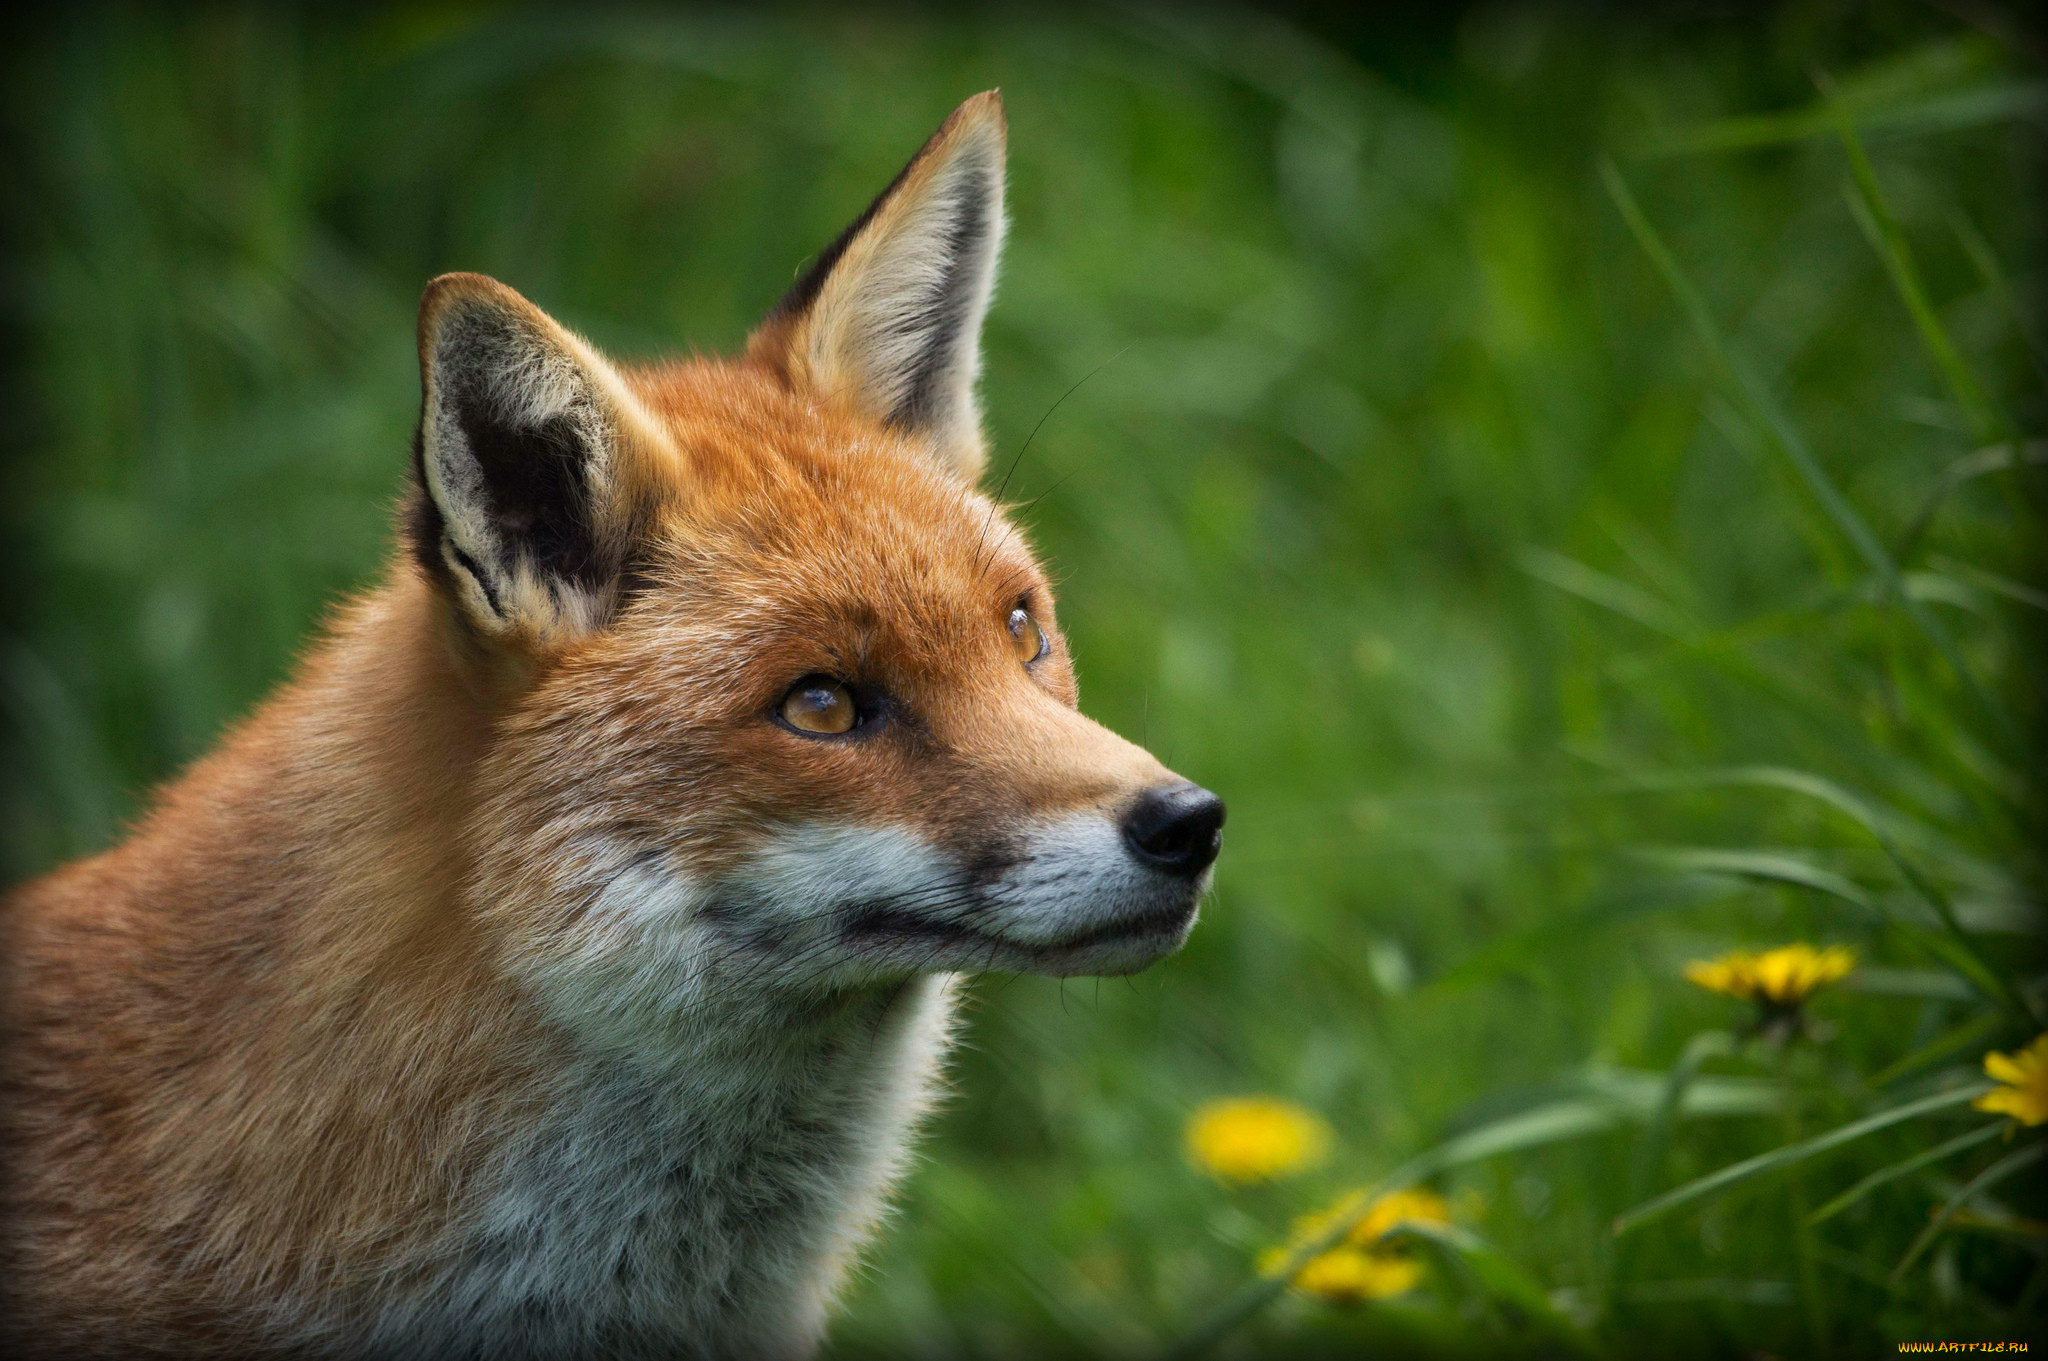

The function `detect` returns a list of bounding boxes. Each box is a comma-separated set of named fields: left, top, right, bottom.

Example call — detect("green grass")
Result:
left=4, top=5, right=2042, bottom=1357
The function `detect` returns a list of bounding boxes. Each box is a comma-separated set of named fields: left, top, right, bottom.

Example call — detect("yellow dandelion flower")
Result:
left=1256, top=1186, right=1450, bottom=1305
left=1186, top=1097, right=1333, bottom=1183
left=1278, top=1185, right=1450, bottom=1248
left=1684, top=943, right=1856, bottom=1005
left=1352, top=1187, right=1451, bottom=1243
left=1973, top=1033, right=2048, bottom=1127
left=1256, top=1244, right=1422, bottom=1304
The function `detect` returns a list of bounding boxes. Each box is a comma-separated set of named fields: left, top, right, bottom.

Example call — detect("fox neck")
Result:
left=421, top=975, right=957, bottom=1358
left=107, top=571, right=956, bottom=1350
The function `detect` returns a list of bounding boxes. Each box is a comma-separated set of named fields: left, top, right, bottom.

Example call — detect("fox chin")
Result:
left=0, top=91, right=1223, bottom=1360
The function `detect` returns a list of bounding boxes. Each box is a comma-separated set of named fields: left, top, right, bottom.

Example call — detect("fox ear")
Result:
left=748, top=91, right=1007, bottom=481
left=409, top=274, right=646, bottom=645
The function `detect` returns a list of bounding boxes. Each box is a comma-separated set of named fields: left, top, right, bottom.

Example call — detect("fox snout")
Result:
left=814, top=692, right=1226, bottom=981
left=943, top=773, right=1226, bottom=979
left=702, top=736, right=1226, bottom=986
left=945, top=776, right=1226, bottom=979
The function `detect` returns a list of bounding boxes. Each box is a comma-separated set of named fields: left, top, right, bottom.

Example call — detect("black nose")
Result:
left=1122, top=784, right=1226, bottom=878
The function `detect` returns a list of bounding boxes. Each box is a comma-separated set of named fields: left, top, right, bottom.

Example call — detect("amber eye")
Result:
left=779, top=677, right=857, bottom=735
left=1008, top=606, right=1048, bottom=664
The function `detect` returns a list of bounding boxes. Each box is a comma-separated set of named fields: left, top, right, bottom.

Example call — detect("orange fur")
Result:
left=2, top=92, right=1215, bottom=1359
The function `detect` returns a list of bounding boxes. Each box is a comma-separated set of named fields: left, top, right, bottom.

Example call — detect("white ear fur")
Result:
left=750, top=92, right=1008, bottom=481
left=413, top=274, right=642, bottom=644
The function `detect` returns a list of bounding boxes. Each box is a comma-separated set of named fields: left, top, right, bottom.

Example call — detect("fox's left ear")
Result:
left=748, top=91, right=1007, bottom=481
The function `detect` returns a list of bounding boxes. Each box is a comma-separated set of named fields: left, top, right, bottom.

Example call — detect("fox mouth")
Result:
left=844, top=898, right=1197, bottom=956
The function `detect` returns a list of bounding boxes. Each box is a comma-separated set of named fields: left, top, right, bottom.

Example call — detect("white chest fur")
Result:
left=361, top=973, right=958, bottom=1360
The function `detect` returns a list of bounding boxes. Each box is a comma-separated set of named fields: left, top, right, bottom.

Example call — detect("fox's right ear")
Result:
left=408, top=274, right=651, bottom=647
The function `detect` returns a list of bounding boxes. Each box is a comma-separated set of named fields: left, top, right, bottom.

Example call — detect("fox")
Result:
left=0, top=91, right=1224, bottom=1359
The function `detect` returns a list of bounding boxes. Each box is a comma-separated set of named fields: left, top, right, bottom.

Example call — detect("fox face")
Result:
left=414, top=93, right=1222, bottom=1047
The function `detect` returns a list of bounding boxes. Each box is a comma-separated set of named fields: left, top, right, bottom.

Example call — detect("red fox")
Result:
left=0, top=92, right=1222, bottom=1358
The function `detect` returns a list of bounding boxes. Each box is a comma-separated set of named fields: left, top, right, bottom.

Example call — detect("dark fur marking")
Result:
left=611, top=540, right=662, bottom=616
left=959, top=841, right=1023, bottom=892
left=444, top=539, right=505, bottom=618
left=450, top=402, right=610, bottom=591
left=405, top=422, right=452, bottom=591
left=846, top=899, right=1192, bottom=954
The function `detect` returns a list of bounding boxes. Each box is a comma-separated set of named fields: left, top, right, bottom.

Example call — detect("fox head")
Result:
left=405, top=93, right=1222, bottom=1041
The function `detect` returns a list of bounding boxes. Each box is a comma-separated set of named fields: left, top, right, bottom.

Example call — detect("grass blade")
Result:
left=1614, top=765, right=1943, bottom=854
left=1807, top=1120, right=2007, bottom=1225
left=1832, top=126, right=2000, bottom=443
left=1889, top=1141, right=2047, bottom=1284
left=1425, top=1100, right=1619, bottom=1167
left=1634, top=847, right=1876, bottom=912
left=1611, top=1082, right=1994, bottom=1237
left=1432, top=874, right=1739, bottom=990
left=1629, top=1032, right=1740, bottom=1210
left=1631, top=81, right=2047, bottom=158
left=1930, top=555, right=2048, bottom=613
left=1391, top=1220, right=1604, bottom=1356
left=1600, top=160, right=2030, bottom=775
left=1951, top=209, right=2048, bottom=396
left=1866, top=1012, right=2008, bottom=1089
left=1896, top=441, right=2048, bottom=561
left=1516, top=546, right=1699, bottom=639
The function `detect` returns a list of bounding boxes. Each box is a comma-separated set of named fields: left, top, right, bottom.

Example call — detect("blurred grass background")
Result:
left=3, top=4, right=2043, bottom=1357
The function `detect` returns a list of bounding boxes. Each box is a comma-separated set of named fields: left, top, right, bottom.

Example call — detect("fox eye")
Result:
left=1007, top=607, right=1048, bottom=665
left=779, top=677, right=858, bottom=735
